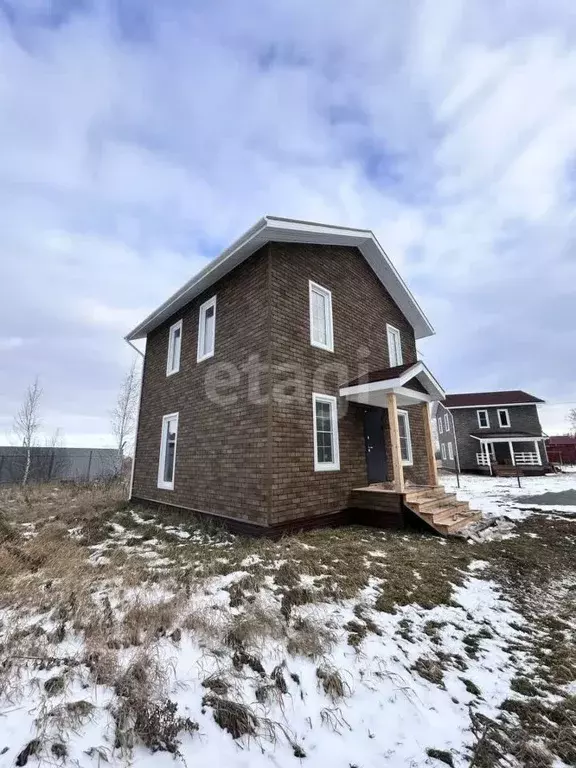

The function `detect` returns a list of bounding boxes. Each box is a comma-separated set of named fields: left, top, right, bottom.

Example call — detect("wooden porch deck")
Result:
left=349, top=483, right=481, bottom=536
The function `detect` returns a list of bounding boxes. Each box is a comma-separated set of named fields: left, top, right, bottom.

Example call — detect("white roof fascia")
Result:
left=126, top=216, right=434, bottom=341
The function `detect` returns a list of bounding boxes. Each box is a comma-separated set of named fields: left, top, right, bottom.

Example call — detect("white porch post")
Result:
left=535, top=439, right=541, bottom=465
left=484, top=441, right=493, bottom=475
left=509, top=441, right=516, bottom=466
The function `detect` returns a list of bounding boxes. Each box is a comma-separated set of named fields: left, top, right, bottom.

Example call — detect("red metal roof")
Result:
left=443, top=390, right=544, bottom=408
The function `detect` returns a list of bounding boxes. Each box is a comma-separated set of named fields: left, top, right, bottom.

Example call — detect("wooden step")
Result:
left=404, top=491, right=482, bottom=536
left=409, top=494, right=458, bottom=513
left=426, top=503, right=474, bottom=524
left=436, top=512, right=483, bottom=535
left=404, top=487, right=446, bottom=502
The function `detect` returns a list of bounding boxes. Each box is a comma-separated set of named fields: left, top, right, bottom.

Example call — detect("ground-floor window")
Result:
left=448, top=441, right=454, bottom=460
left=312, top=393, right=340, bottom=471
left=441, top=442, right=446, bottom=460
left=397, top=409, right=413, bottom=465
left=158, top=413, right=179, bottom=490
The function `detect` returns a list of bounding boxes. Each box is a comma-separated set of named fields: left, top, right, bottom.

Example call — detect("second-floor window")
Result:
left=477, top=410, right=490, bottom=429
left=387, top=324, right=403, bottom=367
left=166, top=320, right=182, bottom=376
left=197, top=296, right=216, bottom=362
left=437, top=417, right=443, bottom=435
left=498, top=409, right=511, bottom=428
left=309, top=281, right=333, bottom=352
left=444, top=413, right=450, bottom=432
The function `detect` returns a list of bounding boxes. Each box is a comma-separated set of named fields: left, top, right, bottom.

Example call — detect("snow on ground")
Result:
left=443, top=469, right=576, bottom=520
left=0, top=567, right=525, bottom=768
left=1, top=476, right=575, bottom=767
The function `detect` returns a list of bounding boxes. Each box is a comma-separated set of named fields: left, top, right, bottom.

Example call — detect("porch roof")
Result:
left=470, top=431, right=543, bottom=441
left=339, top=360, right=444, bottom=407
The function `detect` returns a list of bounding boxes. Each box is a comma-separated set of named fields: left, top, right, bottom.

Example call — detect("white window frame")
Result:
left=166, top=319, right=183, bottom=376
left=497, top=408, right=511, bottom=428
left=397, top=409, right=413, bottom=466
left=444, top=413, right=450, bottom=432
left=477, top=409, right=490, bottom=429
left=386, top=324, right=403, bottom=367
left=312, top=393, right=340, bottom=471
left=308, top=281, right=334, bottom=352
left=197, top=295, right=216, bottom=363
left=448, top=442, right=454, bottom=460
left=437, top=416, right=443, bottom=435
left=157, top=412, right=179, bottom=490
left=441, top=443, right=446, bottom=460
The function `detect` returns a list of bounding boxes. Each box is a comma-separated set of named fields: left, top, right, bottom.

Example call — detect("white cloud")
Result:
left=0, top=0, right=575, bottom=444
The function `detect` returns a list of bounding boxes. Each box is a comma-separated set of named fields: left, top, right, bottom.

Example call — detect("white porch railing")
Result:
left=476, top=453, right=492, bottom=466
left=514, top=452, right=540, bottom=466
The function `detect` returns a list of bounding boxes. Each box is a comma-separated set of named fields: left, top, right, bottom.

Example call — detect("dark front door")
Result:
left=364, top=408, right=387, bottom=483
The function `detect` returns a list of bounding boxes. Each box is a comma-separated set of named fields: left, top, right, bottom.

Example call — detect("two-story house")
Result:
left=126, top=217, right=479, bottom=535
left=436, top=391, right=548, bottom=475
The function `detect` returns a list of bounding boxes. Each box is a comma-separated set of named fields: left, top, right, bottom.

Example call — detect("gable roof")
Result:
left=126, top=215, right=434, bottom=341
left=443, top=390, right=545, bottom=408
left=341, top=360, right=445, bottom=401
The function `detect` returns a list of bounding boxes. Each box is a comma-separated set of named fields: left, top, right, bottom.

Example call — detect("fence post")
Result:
left=86, top=450, right=93, bottom=483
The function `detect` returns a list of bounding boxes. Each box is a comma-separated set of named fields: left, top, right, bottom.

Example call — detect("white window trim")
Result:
left=448, top=442, right=454, bottom=460
left=386, top=324, right=403, bottom=367
left=312, top=393, right=340, bottom=471
left=497, top=408, right=511, bottom=428
left=397, top=408, right=413, bottom=466
left=309, top=281, right=334, bottom=352
left=157, top=412, right=179, bottom=490
left=166, top=319, right=183, bottom=376
left=477, top=409, right=490, bottom=429
left=444, top=413, right=450, bottom=432
left=437, top=416, right=443, bottom=435
left=441, top=442, right=446, bottom=460
left=197, top=295, right=216, bottom=363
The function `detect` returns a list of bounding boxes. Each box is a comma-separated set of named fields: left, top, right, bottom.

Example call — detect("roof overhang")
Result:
left=447, top=402, right=544, bottom=409
left=339, top=361, right=445, bottom=408
left=126, top=215, right=435, bottom=341
left=470, top=434, right=544, bottom=442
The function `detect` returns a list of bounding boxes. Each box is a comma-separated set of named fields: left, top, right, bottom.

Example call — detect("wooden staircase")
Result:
left=404, top=486, right=482, bottom=536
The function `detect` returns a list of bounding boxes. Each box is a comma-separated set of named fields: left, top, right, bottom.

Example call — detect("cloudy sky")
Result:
left=1, top=0, right=575, bottom=447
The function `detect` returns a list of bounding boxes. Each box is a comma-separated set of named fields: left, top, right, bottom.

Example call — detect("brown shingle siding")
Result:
left=132, top=246, right=271, bottom=525
left=132, top=239, right=426, bottom=528
left=268, top=241, right=417, bottom=524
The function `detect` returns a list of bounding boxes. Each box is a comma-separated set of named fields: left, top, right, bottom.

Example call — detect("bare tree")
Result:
left=110, top=359, right=140, bottom=476
left=13, top=376, right=43, bottom=486
left=568, top=407, right=576, bottom=437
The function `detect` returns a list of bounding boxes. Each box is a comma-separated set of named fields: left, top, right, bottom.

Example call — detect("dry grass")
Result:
left=1, top=483, right=576, bottom=765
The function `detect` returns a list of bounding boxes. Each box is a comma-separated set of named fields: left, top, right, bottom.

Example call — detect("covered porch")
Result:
left=472, top=433, right=546, bottom=473
left=339, top=361, right=443, bottom=493
left=339, top=362, right=482, bottom=535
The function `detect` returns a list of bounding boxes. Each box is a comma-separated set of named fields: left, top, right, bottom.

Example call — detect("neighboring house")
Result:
left=127, top=216, right=478, bottom=535
left=435, top=391, right=548, bottom=475
left=546, top=436, right=576, bottom=466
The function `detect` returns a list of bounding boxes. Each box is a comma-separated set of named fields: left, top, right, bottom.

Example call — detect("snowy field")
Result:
left=0, top=475, right=575, bottom=768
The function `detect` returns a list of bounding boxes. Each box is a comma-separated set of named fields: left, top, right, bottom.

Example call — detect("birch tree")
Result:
left=110, top=359, right=140, bottom=476
left=13, top=377, right=43, bottom=486
left=568, top=407, right=576, bottom=436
